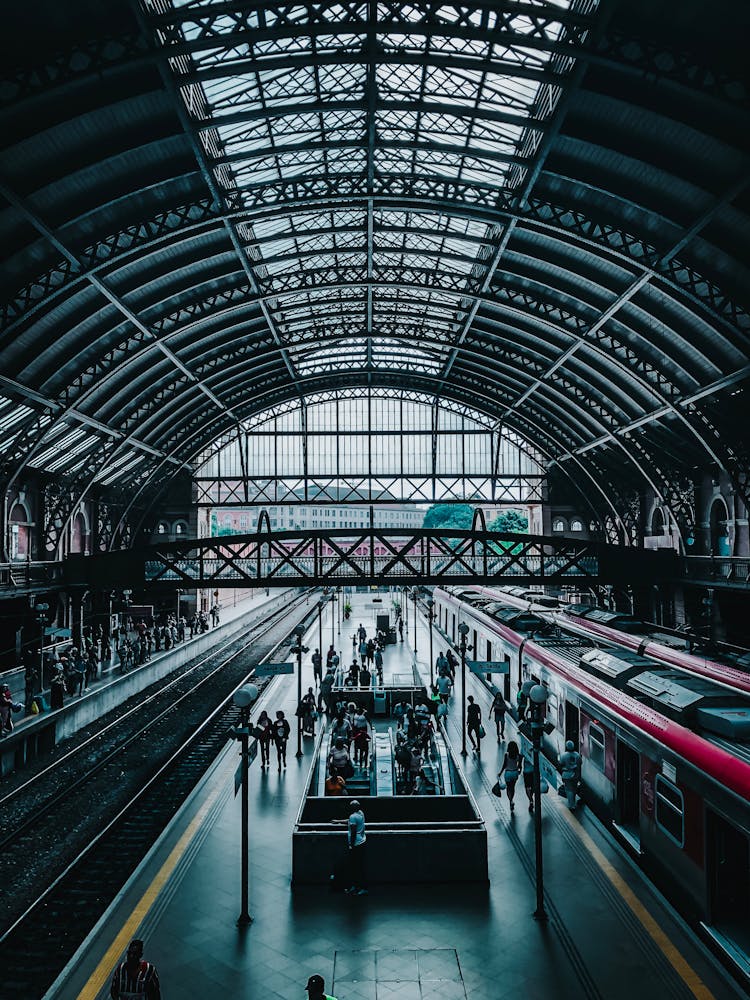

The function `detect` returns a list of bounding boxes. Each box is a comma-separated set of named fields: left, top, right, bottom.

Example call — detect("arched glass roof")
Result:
left=0, top=0, right=748, bottom=550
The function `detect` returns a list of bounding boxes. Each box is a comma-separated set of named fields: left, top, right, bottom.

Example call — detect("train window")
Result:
left=655, top=776, right=684, bottom=847
left=589, top=724, right=605, bottom=770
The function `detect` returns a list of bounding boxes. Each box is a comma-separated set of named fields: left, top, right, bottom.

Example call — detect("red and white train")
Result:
left=468, top=584, right=750, bottom=696
left=433, top=585, right=750, bottom=981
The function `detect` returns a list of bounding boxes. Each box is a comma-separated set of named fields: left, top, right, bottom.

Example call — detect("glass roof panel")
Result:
left=148, top=0, right=581, bottom=384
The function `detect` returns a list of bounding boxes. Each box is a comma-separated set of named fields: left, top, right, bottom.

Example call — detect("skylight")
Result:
left=146, top=0, right=587, bottom=380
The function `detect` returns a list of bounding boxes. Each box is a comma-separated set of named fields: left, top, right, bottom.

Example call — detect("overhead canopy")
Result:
left=1, top=0, right=749, bottom=549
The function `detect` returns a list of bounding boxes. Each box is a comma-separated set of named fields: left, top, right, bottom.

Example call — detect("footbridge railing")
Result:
left=64, top=529, right=679, bottom=589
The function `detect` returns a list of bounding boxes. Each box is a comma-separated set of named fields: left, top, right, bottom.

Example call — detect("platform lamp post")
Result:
left=457, top=622, right=472, bottom=756
left=31, top=601, right=49, bottom=710
left=317, top=593, right=324, bottom=660
left=411, top=586, right=419, bottom=653
left=330, top=591, right=336, bottom=648
left=291, top=624, right=309, bottom=758
left=231, top=682, right=259, bottom=927
left=529, top=683, right=552, bottom=922
left=426, top=596, right=435, bottom=686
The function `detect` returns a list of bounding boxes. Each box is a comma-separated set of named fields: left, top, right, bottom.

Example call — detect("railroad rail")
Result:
left=0, top=591, right=319, bottom=998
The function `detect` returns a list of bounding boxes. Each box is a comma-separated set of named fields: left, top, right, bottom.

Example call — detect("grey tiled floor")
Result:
left=60, top=595, right=744, bottom=1000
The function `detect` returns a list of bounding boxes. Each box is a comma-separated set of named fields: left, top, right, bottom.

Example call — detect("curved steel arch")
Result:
left=1, top=0, right=749, bottom=550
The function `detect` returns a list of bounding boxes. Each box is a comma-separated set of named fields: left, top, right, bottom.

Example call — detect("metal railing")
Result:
left=0, top=561, right=64, bottom=591
left=684, top=556, right=750, bottom=586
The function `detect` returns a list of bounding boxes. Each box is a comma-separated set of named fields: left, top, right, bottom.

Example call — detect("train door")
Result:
left=503, top=655, right=511, bottom=700
left=565, top=701, right=579, bottom=747
left=616, top=741, right=640, bottom=841
left=707, top=811, right=750, bottom=958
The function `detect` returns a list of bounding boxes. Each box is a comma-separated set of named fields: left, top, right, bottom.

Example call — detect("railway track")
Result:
left=0, top=591, right=320, bottom=999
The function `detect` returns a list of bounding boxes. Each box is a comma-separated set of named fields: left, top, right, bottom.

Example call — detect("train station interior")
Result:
left=1, top=1, right=749, bottom=998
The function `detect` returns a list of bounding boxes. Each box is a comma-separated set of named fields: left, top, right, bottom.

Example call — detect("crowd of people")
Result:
left=1, top=604, right=224, bottom=722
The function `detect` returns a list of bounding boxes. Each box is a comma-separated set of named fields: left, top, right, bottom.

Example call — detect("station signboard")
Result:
left=255, top=661, right=294, bottom=676
left=466, top=660, right=509, bottom=674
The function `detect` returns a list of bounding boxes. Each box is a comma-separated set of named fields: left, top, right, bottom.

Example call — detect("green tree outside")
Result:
left=486, top=509, right=528, bottom=533
left=422, top=503, right=475, bottom=530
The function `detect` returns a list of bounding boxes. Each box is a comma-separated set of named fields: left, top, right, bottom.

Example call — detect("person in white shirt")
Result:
left=346, top=800, right=367, bottom=895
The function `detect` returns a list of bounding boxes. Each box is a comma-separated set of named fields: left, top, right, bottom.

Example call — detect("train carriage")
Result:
left=432, top=586, right=750, bottom=977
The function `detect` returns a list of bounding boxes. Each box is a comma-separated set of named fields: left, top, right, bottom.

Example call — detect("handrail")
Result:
left=684, top=555, right=750, bottom=584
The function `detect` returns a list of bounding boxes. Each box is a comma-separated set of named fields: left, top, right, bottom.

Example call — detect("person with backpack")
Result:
left=109, top=938, right=161, bottom=999
left=501, top=741, right=522, bottom=813
left=305, top=973, right=337, bottom=1000
left=272, top=710, right=291, bottom=771
left=491, top=691, right=506, bottom=740
left=559, top=740, right=582, bottom=810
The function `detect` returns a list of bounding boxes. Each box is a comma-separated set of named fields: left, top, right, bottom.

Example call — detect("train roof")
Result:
left=580, top=648, right=652, bottom=685
left=491, top=609, right=545, bottom=633
left=575, top=609, right=646, bottom=633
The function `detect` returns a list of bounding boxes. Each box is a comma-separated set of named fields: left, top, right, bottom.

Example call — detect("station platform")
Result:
left=0, top=588, right=290, bottom=776
left=52, top=594, right=744, bottom=1000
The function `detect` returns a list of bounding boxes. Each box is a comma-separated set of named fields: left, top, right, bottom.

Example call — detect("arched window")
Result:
left=709, top=498, right=731, bottom=556
left=570, top=519, right=583, bottom=531
left=174, top=521, right=187, bottom=535
left=552, top=518, right=565, bottom=532
left=651, top=507, right=665, bottom=535
left=157, top=522, right=168, bottom=535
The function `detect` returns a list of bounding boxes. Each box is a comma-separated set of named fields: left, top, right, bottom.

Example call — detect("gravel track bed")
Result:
left=0, top=596, right=312, bottom=933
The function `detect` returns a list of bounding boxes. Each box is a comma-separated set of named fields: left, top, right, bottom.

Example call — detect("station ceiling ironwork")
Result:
left=1, top=0, right=749, bottom=550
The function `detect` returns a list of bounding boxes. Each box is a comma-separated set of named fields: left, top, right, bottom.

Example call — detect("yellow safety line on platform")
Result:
left=557, top=806, right=716, bottom=1000
left=77, top=778, right=226, bottom=999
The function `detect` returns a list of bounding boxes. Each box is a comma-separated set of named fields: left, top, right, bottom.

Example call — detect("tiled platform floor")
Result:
left=54, top=594, right=745, bottom=1000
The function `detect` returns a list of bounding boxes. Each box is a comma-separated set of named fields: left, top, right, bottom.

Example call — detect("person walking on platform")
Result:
left=522, top=747, right=535, bottom=813
left=501, top=741, right=522, bottom=814
left=326, top=643, right=336, bottom=670
left=346, top=799, right=367, bottom=895
left=109, top=938, right=161, bottom=1000
left=358, top=638, right=368, bottom=667
left=491, top=691, right=506, bottom=741
left=559, top=740, right=582, bottom=810
left=374, top=647, right=383, bottom=683
left=516, top=682, right=528, bottom=721
left=298, top=687, right=317, bottom=737
left=398, top=617, right=403, bottom=641
left=466, top=695, right=483, bottom=754
left=436, top=671, right=452, bottom=705
left=272, top=710, right=291, bottom=771
left=436, top=651, right=449, bottom=677
left=305, top=973, right=337, bottom=1000
left=312, top=648, right=323, bottom=687
left=320, top=668, right=335, bottom=714
left=357, top=623, right=367, bottom=643
left=256, top=709, right=272, bottom=768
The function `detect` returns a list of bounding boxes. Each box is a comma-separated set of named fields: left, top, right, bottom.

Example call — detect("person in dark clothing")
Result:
left=491, top=691, right=506, bottom=740
left=255, top=709, right=273, bottom=768
left=312, top=648, right=323, bottom=687
left=110, top=938, right=161, bottom=999
left=273, top=710, right=291, bottom=771
left=466, top=695, right=483, bottom=754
